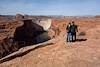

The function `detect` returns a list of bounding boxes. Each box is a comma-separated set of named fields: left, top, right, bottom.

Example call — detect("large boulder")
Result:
left=14, top=19, right=52, bottom=44
left=35, top=19, right=52, bottom=31
left=15, top=14, right=24, bottom=21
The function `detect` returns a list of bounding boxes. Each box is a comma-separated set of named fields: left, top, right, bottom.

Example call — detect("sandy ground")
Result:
left=0, top=28, right=100, bottom=67
left=0, top=16, right=100, bottom=67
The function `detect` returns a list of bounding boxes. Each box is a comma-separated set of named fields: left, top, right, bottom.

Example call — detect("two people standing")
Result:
left=66, top=21, right=78, bottom=42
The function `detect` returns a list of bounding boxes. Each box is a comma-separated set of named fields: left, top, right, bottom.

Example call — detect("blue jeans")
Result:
left=67, top=32, right=72, bottom=42
left=71, top=32, right=76, bottom=42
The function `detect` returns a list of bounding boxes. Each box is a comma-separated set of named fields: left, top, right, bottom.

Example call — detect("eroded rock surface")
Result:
left=0, top=15, right=100, bottom=67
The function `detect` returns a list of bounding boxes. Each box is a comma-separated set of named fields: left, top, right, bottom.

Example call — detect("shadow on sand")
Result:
left=75, top=39, right=87, bottom=42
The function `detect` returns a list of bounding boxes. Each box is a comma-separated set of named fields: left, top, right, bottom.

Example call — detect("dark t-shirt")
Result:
left=66, top=25, right=71, bottom=33
left=70, top=25, right=77, bottom=33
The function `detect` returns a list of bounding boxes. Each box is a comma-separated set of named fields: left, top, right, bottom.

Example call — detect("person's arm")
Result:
left=76, top=25, right=78, bottom=32
left=66, top=25, right=69, bottom=30
left=66, top=26, right=68, bottom=33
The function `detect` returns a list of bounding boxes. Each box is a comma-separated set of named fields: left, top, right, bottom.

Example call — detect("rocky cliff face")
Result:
left=0, top=14, right=55, bottom=59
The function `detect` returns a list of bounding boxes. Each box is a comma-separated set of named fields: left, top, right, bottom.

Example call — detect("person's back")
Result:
left=71, top=24, right=77, bottom=33
left=70, top=21, right=78, bottom=42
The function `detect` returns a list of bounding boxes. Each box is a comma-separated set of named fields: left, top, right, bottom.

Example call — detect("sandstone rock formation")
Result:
left=0, top=15, right=53, bottom=59
left=15, top=14, right=24, bottom=21
left=0, top=16, right=100, bottom=67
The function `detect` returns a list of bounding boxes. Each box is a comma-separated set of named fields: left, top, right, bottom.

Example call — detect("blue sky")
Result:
left=0, top=0, right=100, bottom=16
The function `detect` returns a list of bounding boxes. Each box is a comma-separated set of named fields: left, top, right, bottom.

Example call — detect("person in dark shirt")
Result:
left=71, top=21, right=78, bottom=42
left=66, top=23, right=72, bottom=42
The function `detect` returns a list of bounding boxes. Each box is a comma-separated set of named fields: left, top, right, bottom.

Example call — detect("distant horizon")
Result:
left=0, top=14, right=100, bottom=17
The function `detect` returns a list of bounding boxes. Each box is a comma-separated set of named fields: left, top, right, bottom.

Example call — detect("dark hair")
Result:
left=72, top=21, right=75, bottom=24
